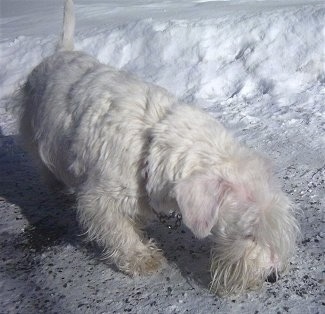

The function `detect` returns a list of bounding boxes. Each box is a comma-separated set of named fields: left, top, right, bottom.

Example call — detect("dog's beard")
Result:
left=208, top=193, right=299, bottom=295
left=210, top=237, right=278, bottom=295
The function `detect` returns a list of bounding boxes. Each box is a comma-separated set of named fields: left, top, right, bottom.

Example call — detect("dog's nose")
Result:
left=266, top=271, right=278, bottom=283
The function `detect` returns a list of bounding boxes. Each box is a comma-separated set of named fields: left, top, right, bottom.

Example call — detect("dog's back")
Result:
left=16, top=0, right=176, bottom=189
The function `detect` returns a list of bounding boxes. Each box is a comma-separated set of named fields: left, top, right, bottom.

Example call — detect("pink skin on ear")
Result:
left=175, top=173, right=230, bottom=238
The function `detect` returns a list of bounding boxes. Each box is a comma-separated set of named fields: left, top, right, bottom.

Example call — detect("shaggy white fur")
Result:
left=15, top=0, right=299, bottom=295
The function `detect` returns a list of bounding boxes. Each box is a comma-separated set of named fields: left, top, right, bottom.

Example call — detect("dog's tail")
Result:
left=57, top=0, right=75, bottom=51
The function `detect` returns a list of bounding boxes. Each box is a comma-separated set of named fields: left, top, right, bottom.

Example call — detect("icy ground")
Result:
left=0, top=0, right=324, bottom=313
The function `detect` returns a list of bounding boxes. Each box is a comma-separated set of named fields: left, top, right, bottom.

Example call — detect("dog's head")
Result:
left=174, top=165, right=299, bottom=295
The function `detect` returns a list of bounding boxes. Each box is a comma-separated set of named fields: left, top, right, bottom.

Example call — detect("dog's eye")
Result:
left=244, top=234, right=255, bottom=241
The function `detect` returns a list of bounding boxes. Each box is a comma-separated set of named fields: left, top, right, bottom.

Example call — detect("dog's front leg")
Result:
left=77, top=190, right=165, bottom=276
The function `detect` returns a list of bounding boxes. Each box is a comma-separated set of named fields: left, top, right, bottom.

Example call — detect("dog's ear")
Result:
left=175, top=173, right=229, bottom=239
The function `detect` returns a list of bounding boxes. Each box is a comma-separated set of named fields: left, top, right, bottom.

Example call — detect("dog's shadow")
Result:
left=0, top=133, right=212, bottom=290
left=146, top=221, right=213, bottom=289
left=0, top=133, right=81, bottom=252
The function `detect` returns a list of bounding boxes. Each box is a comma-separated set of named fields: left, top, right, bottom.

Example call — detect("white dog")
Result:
left=15, top=0, right=299, bottom=295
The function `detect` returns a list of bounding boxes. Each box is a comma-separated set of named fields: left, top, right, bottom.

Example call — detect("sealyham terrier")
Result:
left=14, top=0, right=299, bottom=295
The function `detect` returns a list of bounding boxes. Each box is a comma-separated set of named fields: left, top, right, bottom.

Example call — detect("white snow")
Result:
left=0, top=0, right=324, bottom=313
left=1, top=1, right=324, bottom=109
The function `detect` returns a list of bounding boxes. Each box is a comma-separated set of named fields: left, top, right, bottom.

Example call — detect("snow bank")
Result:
left=1, top=2, right=324, bottom=115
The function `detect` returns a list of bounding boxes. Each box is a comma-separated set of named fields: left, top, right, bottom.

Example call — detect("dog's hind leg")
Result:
left=77, top=189, right=165, bottom=276
left=18, top=99, right=64, bottom=191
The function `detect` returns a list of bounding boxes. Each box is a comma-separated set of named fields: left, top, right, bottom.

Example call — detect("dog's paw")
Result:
left=121, top=244, right=166, bottom=276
